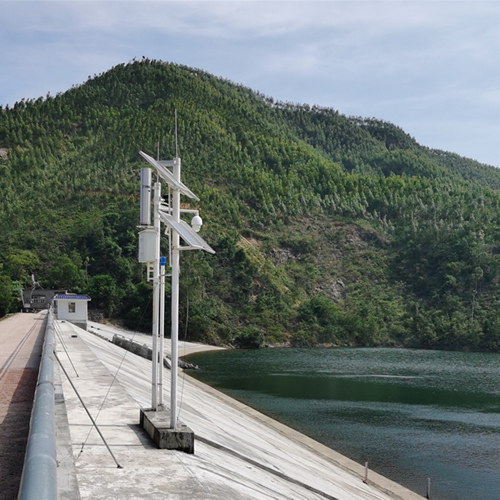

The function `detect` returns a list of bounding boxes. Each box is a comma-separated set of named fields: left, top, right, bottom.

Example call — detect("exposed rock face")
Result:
left=271, top=247, right=298, bottom=266
left=315, top=279, right=345, bottom=302
left=0, top=148, right=8, bottom=160
left=88, top=309, right=105, bottom=322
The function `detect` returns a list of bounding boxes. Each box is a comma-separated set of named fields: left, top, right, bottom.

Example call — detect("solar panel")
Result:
left=139, top=151, right=199, bottom=201
left=159, top=213, right=215, bottom=254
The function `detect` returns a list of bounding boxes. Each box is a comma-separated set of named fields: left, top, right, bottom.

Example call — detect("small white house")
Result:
left=54, top=294, right=91, bottom=331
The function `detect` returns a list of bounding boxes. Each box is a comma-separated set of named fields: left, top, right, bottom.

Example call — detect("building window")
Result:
left=68, top=302, right=76, bottom=313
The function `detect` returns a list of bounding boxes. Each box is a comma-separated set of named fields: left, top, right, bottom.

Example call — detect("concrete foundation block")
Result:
left=140, top=407, right=194, bottom=454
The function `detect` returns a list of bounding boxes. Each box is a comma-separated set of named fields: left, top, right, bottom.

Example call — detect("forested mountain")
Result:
left=1, top=59, right=499, bottom=351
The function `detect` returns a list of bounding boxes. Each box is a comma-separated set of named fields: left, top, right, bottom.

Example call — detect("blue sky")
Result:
left=1, top=1, right=499, bottom=167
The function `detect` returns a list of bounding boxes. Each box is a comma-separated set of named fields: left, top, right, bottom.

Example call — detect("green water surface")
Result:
left=184, top=347, right=500, bottom=500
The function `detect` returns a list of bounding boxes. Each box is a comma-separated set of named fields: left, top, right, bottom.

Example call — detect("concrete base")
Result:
left=140, top=406, right=195, bottom=454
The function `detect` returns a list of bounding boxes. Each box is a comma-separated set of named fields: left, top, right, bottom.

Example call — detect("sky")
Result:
left=1, top=1, right=499, bottom=167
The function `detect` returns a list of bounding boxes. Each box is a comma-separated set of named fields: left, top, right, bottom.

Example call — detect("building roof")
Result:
left=54, top=294, right=91, bottom=301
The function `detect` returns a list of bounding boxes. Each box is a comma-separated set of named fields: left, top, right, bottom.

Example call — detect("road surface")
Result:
left=0, top=312, right=46, bottom=500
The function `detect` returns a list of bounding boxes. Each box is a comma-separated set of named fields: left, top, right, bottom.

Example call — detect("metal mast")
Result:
left=138, top=148, right=214, bottom=428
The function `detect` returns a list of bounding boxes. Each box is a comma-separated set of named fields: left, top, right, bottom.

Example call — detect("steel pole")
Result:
left=170, top=157, right=181, bottom=428
left=159, top=257, right=166, bottom=406
left=152, top=181, right=161, bottom=410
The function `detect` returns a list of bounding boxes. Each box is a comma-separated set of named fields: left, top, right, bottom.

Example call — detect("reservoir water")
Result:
left=184, top=347, right=500, bottom=500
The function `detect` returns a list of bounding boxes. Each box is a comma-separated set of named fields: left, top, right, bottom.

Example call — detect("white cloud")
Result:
left=6, top=1, right=490, bottom=39
left=0, top=0, right=498, bottom=165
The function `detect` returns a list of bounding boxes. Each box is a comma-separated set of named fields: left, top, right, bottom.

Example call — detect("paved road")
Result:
left=0, top=312, right=46, bottom=500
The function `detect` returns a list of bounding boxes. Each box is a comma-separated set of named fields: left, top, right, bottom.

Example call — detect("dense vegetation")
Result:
left=1, top=59, right=499, bottom=351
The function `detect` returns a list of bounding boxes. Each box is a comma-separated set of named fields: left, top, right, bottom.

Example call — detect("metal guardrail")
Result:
left=18, top=310, right=57, bottom=500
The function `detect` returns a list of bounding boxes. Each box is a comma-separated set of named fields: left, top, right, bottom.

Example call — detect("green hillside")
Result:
left=1, top=59, right=499, bottom=351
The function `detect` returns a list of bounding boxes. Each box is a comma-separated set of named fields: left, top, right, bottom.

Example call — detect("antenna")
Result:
left=175, top=109, right=178, bottom=158
left=157, top=140, right=160, bottom=161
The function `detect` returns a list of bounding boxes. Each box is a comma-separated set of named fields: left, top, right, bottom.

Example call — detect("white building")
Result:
left=54, top=294, right=91, bottom=330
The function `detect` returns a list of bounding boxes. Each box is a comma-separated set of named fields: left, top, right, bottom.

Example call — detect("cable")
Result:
left=79, top=296, right=152, bottom=453
left=78, top=339, right=130, bottom=454
left=53, top=320, right=79, bottom=377
left=176, top=289, right=189, bottom=424
left=55, top=350, right=123, bottom=468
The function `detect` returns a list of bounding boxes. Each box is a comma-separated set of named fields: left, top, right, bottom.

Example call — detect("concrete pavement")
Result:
left=54, top=320, right=425, bottom=500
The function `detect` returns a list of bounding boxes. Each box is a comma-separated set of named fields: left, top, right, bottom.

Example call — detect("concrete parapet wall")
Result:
left=111, top=334, right=198, bottom=370
left=112, top=334, right=152, bottom=360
